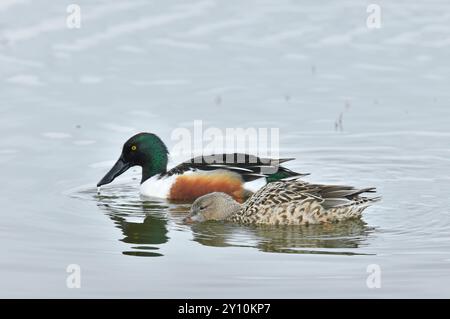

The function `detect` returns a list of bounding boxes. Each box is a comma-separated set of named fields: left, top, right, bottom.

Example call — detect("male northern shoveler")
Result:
left=97, top=133, right=307, bottom=202
left=184, top=178, right=380, bottom=225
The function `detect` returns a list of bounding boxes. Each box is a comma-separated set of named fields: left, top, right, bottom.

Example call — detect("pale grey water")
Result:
left=1, top=0, right=450, bottom=298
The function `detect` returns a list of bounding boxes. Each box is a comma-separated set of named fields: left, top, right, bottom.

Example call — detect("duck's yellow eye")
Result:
left=131, top=145, right=137, bottom=151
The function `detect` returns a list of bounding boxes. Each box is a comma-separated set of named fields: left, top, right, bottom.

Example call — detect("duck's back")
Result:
left=229, top=179, right=380, bottom=225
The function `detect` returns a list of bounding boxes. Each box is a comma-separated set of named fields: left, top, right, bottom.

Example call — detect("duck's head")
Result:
left=97, top=132, right=169, bottom=187
left=183, top=192, right=241, bottom=223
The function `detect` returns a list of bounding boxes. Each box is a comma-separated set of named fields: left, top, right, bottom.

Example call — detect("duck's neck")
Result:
left=140, top=147, right=168, bottom=184
left=141, top=164, right=166, bottom=183
left=222, top=201, right=242, bottom=220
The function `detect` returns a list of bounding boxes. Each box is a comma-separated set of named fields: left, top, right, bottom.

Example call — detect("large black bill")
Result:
left=97, top=157, right=131, bottom=187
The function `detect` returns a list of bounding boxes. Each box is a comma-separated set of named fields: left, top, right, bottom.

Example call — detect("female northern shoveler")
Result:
left=184, top=178, right=380, bottom=225
left=97, top=133, right=307, bottom=202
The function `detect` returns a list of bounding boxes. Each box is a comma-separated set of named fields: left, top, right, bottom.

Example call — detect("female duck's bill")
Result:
left=183, top=192, right=241, bottom=223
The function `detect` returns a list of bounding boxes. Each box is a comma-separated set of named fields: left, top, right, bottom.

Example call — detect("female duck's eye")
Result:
left=199, top=205, right=207, bottom=210
left=131, top=145, right=137, bottom=151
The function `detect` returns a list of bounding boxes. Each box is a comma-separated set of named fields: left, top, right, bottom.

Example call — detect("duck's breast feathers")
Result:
left=140, top=174, right=177, bottom=199
left=167, top=170, right=245, bottom=202
left=166, top=153, right=305, bottom=182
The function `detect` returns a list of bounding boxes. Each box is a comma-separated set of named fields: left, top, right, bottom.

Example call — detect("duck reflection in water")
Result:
left=189, top=219, right=374, bottom=255
left=96, top=187, right=174, bottom=257
left=94, top=186, right=374, bottom=256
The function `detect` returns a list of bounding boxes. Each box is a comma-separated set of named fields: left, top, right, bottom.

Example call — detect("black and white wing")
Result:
left=165, top=153, right=306, bottom=182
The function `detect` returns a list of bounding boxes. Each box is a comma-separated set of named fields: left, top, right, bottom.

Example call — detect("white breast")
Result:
left=140, top=171, right=267, bottom=198
left=140, top=174, right=178, bottom=199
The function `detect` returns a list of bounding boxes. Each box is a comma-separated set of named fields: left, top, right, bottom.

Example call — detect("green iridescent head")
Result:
left=97, top=133, right=169, bottom=187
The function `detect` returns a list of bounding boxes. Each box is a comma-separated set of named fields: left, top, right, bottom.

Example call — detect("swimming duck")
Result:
left=184, top=178, right=380, bottom=225
left=97, top=133, right=307, bottom=202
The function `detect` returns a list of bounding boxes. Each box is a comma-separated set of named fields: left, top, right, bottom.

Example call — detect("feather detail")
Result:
left=165, top=153, right=305, bottom=182
left=169, top=170, right=245, bottom=202
left=227, top=179, right=380, bottom=225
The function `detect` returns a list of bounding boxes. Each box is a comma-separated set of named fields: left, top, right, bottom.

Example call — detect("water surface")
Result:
left=1, top=0, right=450, bottom=298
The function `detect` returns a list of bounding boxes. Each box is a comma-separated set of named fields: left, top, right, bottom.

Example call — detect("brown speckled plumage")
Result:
left=226, top=179, right=380, bottom=225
